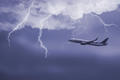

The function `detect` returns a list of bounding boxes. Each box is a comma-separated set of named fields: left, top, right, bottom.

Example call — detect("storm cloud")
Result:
left=0, top=0, right=120, bottom=31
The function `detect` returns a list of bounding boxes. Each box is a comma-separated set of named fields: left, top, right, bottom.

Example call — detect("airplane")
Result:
left=69, top=37, right=109, bottom=46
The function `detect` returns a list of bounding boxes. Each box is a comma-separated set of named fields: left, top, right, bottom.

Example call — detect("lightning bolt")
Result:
left=8, top=1, right=34, bottom=47
left=72, top=13, right=120, bottom=38
left=8, top=0, right=52, bottom=58
left=38, top=15, right=52, bottom=58
left=90, top=13, right=120, bottom=34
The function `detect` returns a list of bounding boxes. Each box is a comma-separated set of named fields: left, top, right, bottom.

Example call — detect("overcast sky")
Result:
left=0, top=0, right=120, bottom=80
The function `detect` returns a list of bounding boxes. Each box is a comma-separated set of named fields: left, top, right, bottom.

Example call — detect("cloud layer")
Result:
left=0, top=0, right=120, bottom=31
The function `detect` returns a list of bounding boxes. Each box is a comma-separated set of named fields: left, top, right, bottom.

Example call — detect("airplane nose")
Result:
left=69, top=40, right=75, bottom=42
left=68, top=40, right=72, bottom=41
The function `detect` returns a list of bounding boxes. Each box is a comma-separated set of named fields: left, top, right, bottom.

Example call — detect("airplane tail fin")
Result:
left=101, top=38, right=109, bottom=44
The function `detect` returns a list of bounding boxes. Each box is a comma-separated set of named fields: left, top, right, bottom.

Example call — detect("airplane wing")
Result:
left=88, top=37, right=98, bottom=42
left=92, top=37, right=98, bottom=41
left=86, top=37, right=98, bottom=43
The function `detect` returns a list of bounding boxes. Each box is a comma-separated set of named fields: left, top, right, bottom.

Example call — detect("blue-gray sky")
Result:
left=0, top=0, right=120, bottom=80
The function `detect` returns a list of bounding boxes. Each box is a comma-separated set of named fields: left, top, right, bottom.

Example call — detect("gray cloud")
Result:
left=0, top=0, right=120, bottom=31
